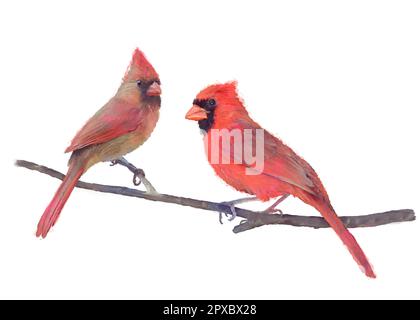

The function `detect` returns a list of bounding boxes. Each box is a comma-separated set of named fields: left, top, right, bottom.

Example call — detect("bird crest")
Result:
left=123, top=48, right=159, bottom=82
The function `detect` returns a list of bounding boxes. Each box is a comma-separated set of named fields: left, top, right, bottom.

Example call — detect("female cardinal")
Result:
left=36, top=48, right=161, bottom=238
left=185, top=81, right=375, bottom=278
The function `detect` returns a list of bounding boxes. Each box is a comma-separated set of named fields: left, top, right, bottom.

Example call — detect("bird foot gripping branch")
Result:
left=217, top=195, right=287, bottom=224
left=111, top=157, right=158, bottom=194
left=260, top=194, right=290, bottom=215
left=217, top=197, right=259, bottom=224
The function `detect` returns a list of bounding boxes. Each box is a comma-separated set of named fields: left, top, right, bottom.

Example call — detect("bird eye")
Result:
left=208, top=99, right=216, bottom=107
left=136, top=80, right=142, bottom=87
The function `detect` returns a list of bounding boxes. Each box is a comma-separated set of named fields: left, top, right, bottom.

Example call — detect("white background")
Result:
left=0, top=0, right=419, bottom=299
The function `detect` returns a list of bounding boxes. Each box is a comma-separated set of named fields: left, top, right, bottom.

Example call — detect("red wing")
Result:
left=65, top=99, right=143, bottom=153
left=225, top=118, right=325, bottom=197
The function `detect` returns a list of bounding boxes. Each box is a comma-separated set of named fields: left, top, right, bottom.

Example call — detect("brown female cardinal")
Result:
left=185, top=81, right=375, bottom=278
left=36, top=48, right=161, bottom=238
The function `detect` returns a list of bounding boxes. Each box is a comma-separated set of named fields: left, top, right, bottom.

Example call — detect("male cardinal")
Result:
left=36, top=48, right=161, bottom=238
left=185, top=81, right=375, bottom=278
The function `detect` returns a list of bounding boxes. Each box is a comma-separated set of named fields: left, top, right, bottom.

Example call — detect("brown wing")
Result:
left=65, top=98, right=143, bottom=153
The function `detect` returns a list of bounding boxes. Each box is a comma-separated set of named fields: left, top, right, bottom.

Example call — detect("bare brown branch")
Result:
left=15, top=159, right=415, bottom=233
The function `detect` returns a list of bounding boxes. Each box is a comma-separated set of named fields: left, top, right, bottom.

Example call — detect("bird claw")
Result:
left=216, top=197, right=258, bottom=224
left=132, top=168, right=146, bottom=186
left=263, top=208, right=283, bottom=215
left=228, top=205, right=238, bottom=221
left=218, top=201, right=238, bottom=224
left=109, top=158, right=157, bottom=193
left=110, top=160, right=118, bottom=166
left=132, top=169, right=158, bottom=194
left=261, top=194, right=289, bottom=215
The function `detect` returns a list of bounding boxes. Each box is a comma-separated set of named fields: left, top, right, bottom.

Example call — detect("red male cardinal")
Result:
left=185, top=81, right=375, bottom=278
left=36, top=48, right=161, bottom=238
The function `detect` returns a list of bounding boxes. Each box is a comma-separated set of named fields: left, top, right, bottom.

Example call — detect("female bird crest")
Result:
left=123, top=48, right=159, bottom=82
left=119, top=48, right=161, bottom=104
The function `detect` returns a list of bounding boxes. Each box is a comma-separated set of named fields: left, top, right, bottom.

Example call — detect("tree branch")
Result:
left=15, top=159, right=415, bottom=233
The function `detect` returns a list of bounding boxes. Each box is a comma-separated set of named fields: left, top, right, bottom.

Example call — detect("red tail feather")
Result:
left=314, top=201, right=376, bottom=278
left=36, top=162, right=85, bottom=238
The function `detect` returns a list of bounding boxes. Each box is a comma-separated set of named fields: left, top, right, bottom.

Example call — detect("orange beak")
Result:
left=146, top=81, right=161, bottom=97
left=185, top=105, right=208, bottom=121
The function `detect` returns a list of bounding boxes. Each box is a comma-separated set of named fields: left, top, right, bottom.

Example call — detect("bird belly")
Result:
left=210, top=163, right=293, bottom=202
left=83, top=110, right=159, bottom=168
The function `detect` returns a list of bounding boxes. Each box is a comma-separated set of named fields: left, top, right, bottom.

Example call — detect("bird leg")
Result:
left=218, top=196, right=259, bottom=223
left=262, top=194, right=290, bottom=214
left=110, top=157, right=157, bottom=194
